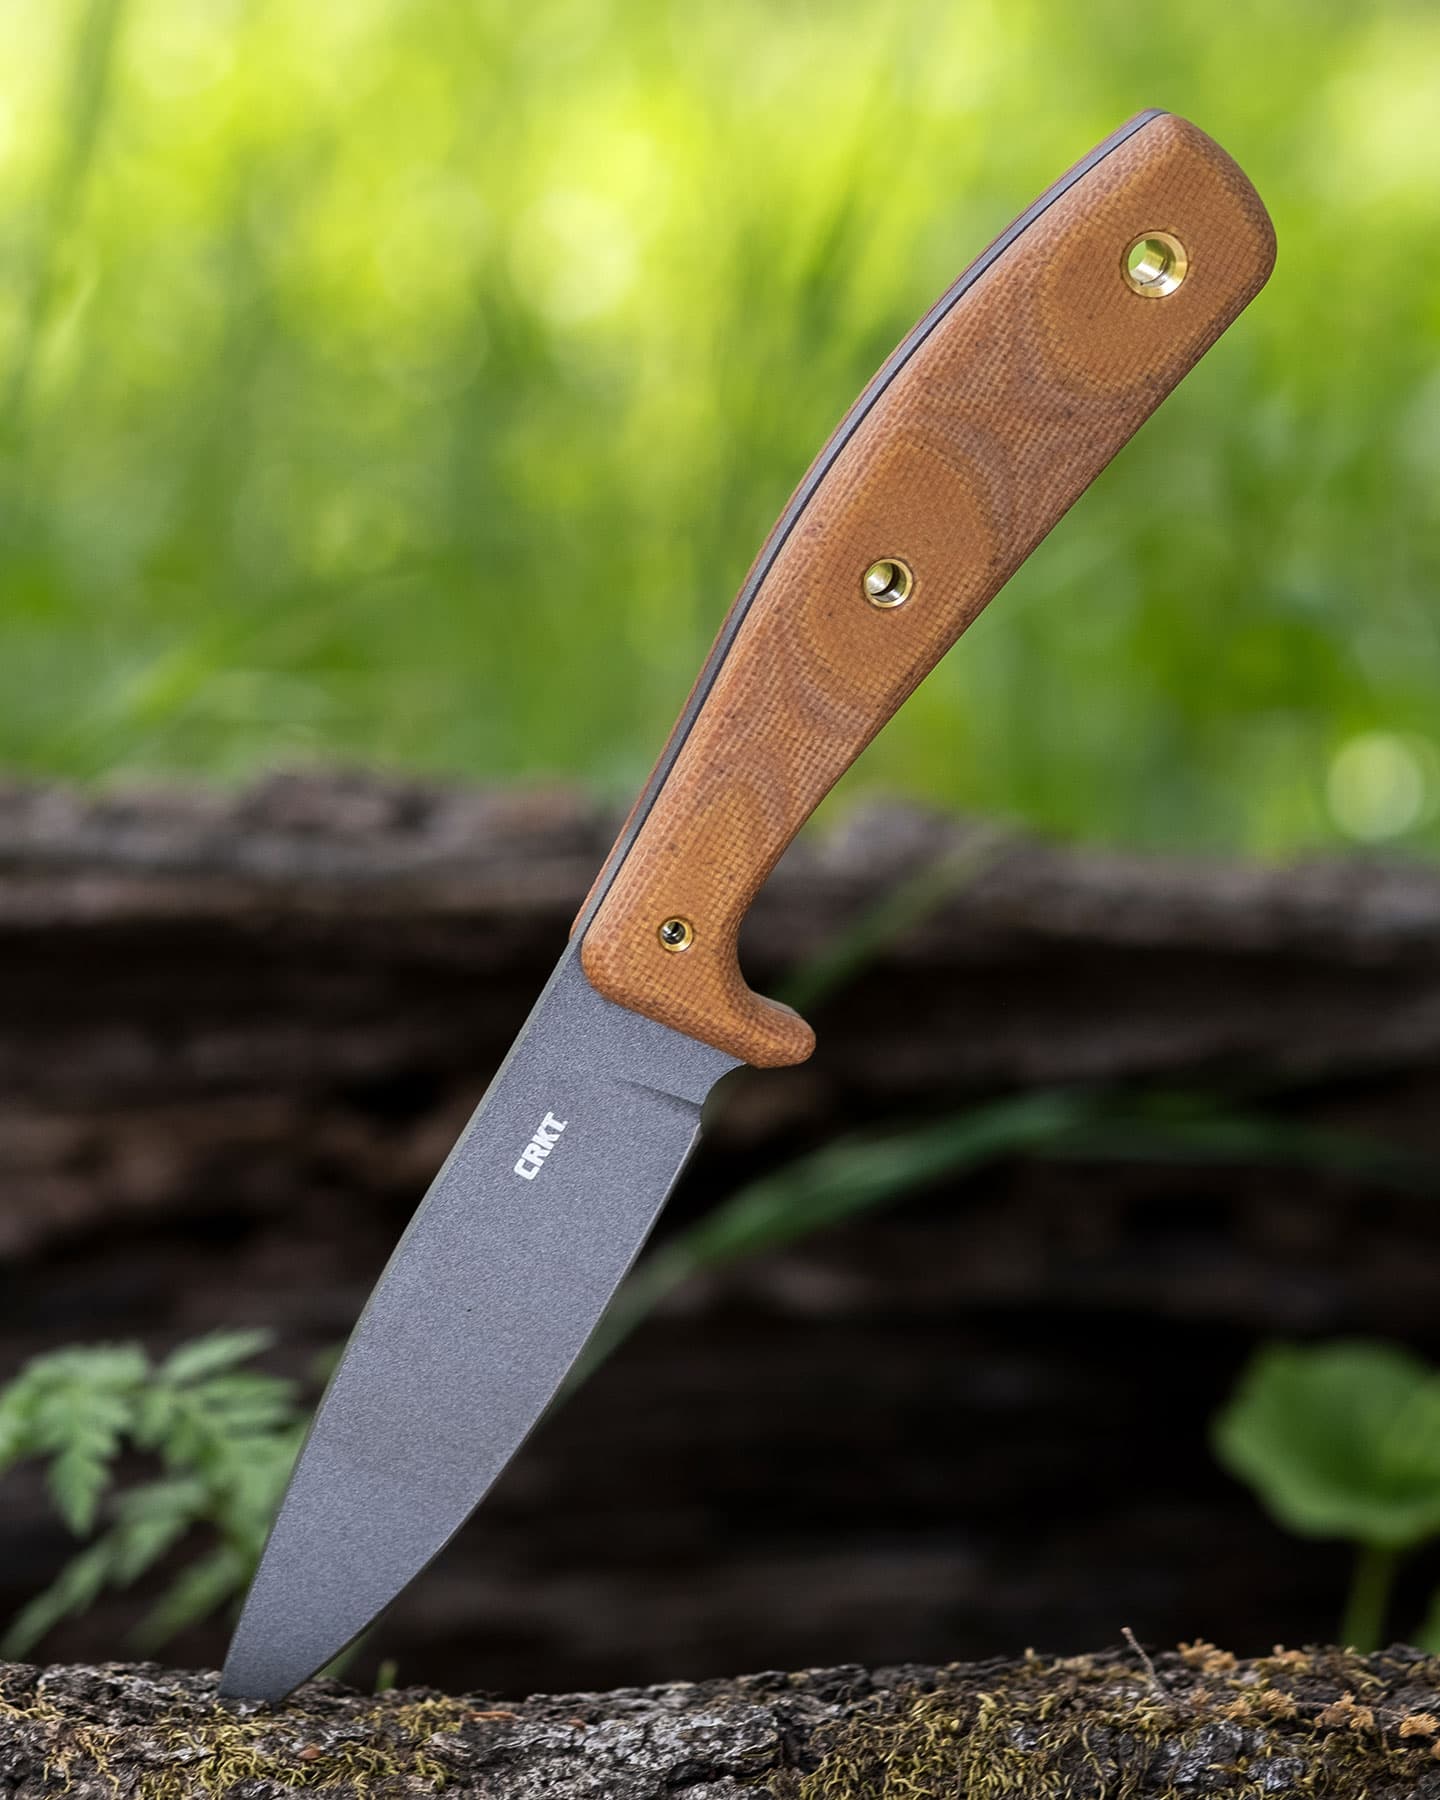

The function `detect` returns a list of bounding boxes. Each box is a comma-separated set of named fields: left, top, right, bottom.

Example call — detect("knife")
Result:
left=220, top=109, right=1274, bottom=1700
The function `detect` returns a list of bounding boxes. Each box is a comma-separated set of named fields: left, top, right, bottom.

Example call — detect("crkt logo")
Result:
left=514, top=1111, right=568, bottom=1180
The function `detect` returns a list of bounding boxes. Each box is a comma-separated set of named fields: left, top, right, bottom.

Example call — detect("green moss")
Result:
left=0, top=1686, right=471, bottom=1796
left=791, top=1646, right=1440, bottom=1800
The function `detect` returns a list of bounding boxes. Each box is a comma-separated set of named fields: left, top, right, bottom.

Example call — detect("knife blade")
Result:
left=221, top=109, right=1274, bottom=1700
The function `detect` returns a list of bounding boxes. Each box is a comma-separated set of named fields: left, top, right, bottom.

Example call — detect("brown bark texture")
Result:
left=5, top=766, right=1440, bottom=1224
left=4, top=765, right=1438, bottom=1257
left=3, top=1646, right=1440, bottom=1798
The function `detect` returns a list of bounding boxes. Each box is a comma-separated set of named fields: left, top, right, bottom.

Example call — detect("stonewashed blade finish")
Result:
left=221, top=953, right=736, bottom=1700
left=223, top=108, right=1275, bottom=1698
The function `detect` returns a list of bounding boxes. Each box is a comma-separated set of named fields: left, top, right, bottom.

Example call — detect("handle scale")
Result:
left=579, top=112, right=1275, bottom=1067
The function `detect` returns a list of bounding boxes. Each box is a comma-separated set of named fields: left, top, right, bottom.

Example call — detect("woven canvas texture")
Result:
left=581, top=113, right=1276, bottom=1067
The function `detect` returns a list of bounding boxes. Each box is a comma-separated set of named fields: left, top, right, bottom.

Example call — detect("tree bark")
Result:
left=3, top=767, right=1440, bottom=1255
left=2, top=1647, right=1438, bottom=1798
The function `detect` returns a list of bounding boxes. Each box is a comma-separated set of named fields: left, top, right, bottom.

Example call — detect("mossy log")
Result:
left=3, top=1647, right=1440, bottom=1799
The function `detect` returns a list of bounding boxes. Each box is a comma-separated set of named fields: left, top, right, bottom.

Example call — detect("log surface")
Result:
left=2, top=1647, right=1440, bottom=1798
left=4, top=769, right=1440, bottom=1257
left=9, top=762, right=1440, bottom=1194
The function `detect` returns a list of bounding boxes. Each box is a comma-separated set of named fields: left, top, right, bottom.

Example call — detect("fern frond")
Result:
left=0, top=1370, right=41, bottom=1468
left=44, top=1387, right=135, bottom=1533
left=132, top=1543, right=251, bottom=1651
left=19, top=1356, right=145, bottom=1534
left=210, top=1426, right=306, bottom=1551
left=159, top=1330, right=274, bottom=1385
left=189, top=1370, right=299, bottom=1435
left=0, top=1345, right=149, bottom=1478
left=109, top=1477, right=208, bottom=1583
left=0, top=1329, right=310, bottom=1658
left=131, top=1382, right=182, bottom=1452
left=1, top=1541, right=114, bottom=1659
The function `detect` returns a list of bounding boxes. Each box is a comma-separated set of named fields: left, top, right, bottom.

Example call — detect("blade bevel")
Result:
left=220, top=949, right=737, bottom=1701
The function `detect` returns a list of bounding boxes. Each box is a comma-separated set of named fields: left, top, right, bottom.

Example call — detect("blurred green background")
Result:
left=1, top=0, right=1437, bottom=853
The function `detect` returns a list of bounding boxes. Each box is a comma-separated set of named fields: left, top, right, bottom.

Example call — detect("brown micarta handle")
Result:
left=578, top=112, right=1276, bottom=1068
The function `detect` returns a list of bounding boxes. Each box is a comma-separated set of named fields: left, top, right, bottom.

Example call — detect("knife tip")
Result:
left=218, top=1620, right=323, bottom=1705
left=217, top=1656, right=301, bottom=1706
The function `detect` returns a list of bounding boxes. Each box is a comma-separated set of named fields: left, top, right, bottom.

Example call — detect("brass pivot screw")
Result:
left=657, top=916, right=695, bottom=953
left=863, top=558, right=913, bottom=608
left=1123, top=231, right=1188, bottom=297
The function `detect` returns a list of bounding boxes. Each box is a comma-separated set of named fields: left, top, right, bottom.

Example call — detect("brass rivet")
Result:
left=1122, top=231, right=1188, bottom=298
left=657, top=916, right=694, bottom=953
left=863, top=558, right=913, bottom=608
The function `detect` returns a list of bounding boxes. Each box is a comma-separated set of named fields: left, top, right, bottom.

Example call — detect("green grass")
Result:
left=1, top=0, right=1438, bottom=855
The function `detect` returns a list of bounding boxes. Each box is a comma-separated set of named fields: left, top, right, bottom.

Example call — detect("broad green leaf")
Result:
left=1214, top=1341, right=1440, bottom=1551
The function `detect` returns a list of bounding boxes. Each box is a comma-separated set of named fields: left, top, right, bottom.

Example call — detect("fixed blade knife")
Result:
left=221, top=110, right=1274, bottom=1700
